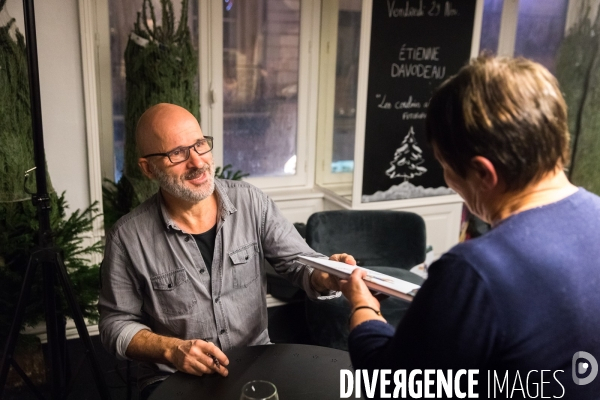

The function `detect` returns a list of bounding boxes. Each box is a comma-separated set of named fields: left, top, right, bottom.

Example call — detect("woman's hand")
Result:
left=340, top=269, right=386, bottom=329
left=340, top=269, right=379, bottom=309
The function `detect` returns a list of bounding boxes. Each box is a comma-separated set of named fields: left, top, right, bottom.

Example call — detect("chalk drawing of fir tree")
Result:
left=385, top=126, right=428, bottom=181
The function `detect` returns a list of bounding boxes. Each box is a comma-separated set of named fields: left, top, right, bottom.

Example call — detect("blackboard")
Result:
left=361, top=0, right=477, bottom=202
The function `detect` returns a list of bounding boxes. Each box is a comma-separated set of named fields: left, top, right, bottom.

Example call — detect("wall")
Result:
left=4, top=0, right=90, bottom=212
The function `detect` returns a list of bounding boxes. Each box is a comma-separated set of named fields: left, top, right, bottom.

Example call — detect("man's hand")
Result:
left=126, top=330, right=229, bottom=378
left=310, top=253, right=357, bottom=293
left=166, top=339, right=230, bottom=377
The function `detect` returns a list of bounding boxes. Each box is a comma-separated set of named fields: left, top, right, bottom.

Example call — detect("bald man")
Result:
left=98, top=103, right=353, bottom=398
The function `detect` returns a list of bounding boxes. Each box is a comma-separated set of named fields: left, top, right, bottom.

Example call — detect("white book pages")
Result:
left=298, top=256, right=420, bottom=302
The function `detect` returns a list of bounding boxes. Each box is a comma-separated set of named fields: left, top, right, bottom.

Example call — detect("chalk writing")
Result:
left=377, top=94, right=392, bottom=109
left=391, top=63, right=446, bottom=79
left=387, top=0, right=460, bottom=18
left=387, top=0, right=424, bottom=17
left=396, top=95, right=422, bottom=109
left=428, top=1, right=442, bottom=16
left=375, top=95, right=428, bottom=119
left=398, top=44, right=440, bottom=61
left=403, top=112, right=427, bottom=120
left=362, top=0, right=476, bottom=199
left=445, top=2, right=458, bottom=16
left=376, top=94, right=423, bottom=110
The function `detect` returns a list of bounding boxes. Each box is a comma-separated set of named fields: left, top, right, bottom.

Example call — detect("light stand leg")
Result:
left=53, top=251, right=113, bottom=400
left=42, top=255, right=65, bottom=399
left=0, top=256, right=38, bottom=398
left=0, top=249, right=113, bottom=399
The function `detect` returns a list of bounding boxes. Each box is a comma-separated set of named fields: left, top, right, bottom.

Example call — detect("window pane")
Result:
left=222, top=0, right=301, bottom=177
left=514, top=0, right=569, bottom=73
left=479, top=0, right=503, bottom=54
left=331, top=0, right=361, bottom=174
left=108, top=0, right=199, bottom=182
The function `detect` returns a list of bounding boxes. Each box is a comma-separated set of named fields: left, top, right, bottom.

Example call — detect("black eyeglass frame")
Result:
left=141, top=137, right=214, bottom=164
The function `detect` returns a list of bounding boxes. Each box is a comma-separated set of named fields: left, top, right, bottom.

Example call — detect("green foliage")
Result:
left=215, top=164, right=250, bottom=181
left=0, top=194, right=103, bottom=343
left=123, top=0, right=199, bottom=183
left=0, top=13, right=53, bottom=202
left=101, top=0, right=200, bottom=229
left=555, top=4, right=600, bottom=195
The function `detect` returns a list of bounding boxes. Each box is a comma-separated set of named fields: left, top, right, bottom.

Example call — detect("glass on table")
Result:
left=240, top=380, right=278, bottom=400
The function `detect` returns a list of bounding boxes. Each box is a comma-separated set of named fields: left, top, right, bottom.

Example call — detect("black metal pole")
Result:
left=22, top=0, right=50, bottom=228
left=22, top=1, right=66, bottom=397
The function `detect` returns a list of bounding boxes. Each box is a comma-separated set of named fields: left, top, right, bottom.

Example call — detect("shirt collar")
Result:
left=214, top=178, right=237, bottom=219
left=156, top=178, right=237, bottom=232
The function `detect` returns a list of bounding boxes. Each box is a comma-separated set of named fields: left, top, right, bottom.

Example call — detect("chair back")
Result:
left=306, top=210, right=426, bottom=269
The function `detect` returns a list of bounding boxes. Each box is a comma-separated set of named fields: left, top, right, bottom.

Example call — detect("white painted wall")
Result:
left=4, top=0, right=90, bottom=212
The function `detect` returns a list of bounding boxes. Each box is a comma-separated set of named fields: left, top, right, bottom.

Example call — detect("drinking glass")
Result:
left=239, top=380, right=278, bottom=400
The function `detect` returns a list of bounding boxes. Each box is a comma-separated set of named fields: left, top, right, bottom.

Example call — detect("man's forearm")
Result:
left=125, top=329, right=183, bottom=366
left=126, top=329, right=230, bottom=377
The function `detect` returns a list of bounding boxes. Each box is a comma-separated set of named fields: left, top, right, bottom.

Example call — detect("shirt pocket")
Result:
left=150, top=269, right=198, bottom=315
left=229, top=242, right=260, bottom=289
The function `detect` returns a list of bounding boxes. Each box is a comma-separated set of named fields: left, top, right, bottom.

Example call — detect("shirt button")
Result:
left=220, top=329, right=226, bottom=334
left=184, top=236, right=190, bottom=242
left=214, top=297, right=220, bottom=303
left=245, top=255, right=249, bottom=260
left=199, top=269, right=205, bottom=274
left=168, top=283, right=172, bottom=288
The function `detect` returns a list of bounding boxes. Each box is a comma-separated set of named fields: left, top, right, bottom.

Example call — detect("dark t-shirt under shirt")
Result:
left=192, top=224, right=217, bottom=276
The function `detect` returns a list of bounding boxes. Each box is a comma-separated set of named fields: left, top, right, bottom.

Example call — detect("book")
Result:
left=298, top=256, right=421, bottom=302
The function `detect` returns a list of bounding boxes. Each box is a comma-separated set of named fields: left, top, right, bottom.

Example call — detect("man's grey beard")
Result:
left=149, top=161, right=216, bottom=203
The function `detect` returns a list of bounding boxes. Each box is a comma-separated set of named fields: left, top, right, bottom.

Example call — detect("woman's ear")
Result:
left=470, top=156, right=498, bottom=190
left=138, top=158, right=155, bottom=179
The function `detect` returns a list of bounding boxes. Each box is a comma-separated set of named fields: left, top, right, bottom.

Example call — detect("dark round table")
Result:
left=149, top=343, right=358, bottom=400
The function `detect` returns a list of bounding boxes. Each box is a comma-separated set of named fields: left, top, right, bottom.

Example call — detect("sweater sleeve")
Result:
left=348, top=253, right=501, bottom=371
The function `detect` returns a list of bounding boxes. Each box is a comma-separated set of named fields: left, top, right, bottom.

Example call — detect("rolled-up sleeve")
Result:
left=98, top=232, right=151, bottom=360
left=260, top=194, right=341, bottom=301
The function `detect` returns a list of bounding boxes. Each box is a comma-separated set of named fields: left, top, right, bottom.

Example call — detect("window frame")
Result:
left=82, top=0, right=572, bottom=206
left=88, top=0, right=321, bottom=192
left=200, top=0, right=321, bottom=190
left=314, top=0, right=355, bottom=194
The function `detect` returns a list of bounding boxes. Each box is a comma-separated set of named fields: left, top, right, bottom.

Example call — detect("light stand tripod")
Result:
left=0, top=0, right=111, bottom=398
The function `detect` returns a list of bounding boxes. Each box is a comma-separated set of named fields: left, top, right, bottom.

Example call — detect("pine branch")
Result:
left=142, top=0, right=158, bottom=41
left=163, top=0, right=174, bottom=41
left=175, top=0, right=189, bottom=41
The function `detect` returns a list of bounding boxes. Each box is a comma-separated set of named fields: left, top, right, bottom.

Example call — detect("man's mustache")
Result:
left=184, top=165, right=211, bottom=180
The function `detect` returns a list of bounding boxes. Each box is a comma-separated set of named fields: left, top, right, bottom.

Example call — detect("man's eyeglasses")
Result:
left=142, top=137, right=213, bottom=164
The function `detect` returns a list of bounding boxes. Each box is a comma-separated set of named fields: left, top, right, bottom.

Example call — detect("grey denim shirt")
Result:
left=98, top=179, right=337, bottom=388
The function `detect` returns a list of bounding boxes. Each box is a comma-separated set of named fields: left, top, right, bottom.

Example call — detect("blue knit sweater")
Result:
left=348, top=189, right=600, bottom=399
